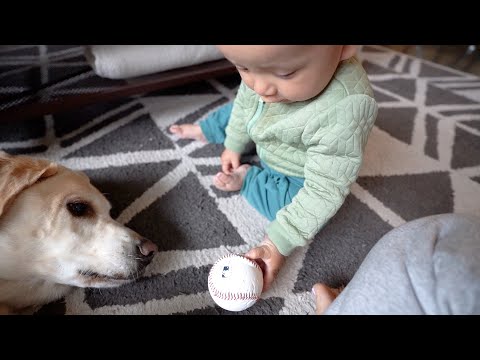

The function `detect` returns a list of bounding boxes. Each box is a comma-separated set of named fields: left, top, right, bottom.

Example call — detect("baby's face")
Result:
left=217, top=45, right=349, bottom=103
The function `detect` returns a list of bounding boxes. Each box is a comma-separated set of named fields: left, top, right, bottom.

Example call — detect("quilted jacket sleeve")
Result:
left=266, top=94, right=378, bottom=256
left=223, top=82, right=256, bottom=154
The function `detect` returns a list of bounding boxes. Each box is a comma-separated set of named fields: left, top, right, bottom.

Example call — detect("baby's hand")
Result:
left=220, top=148, right=241, bottom=174
left=244, top=235, right=286, bottom=293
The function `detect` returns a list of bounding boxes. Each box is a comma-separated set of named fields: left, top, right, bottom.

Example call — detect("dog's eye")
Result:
left=67, top=202, right=91, bottom=217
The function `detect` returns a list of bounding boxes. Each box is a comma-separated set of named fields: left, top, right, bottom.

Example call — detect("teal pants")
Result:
left=200, top=102, right=305, bottom=221
left=199, top=102, right=233, bottom=144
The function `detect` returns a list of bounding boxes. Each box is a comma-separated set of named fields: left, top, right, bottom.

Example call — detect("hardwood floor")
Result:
left=382, top=45, right=480, bottom=77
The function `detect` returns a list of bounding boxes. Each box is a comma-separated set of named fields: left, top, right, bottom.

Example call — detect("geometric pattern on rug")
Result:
left=1, top=45, right=480, bottom=315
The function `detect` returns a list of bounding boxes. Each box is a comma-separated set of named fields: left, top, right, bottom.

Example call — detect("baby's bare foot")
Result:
left=312, top=283, right=343, bottom=315
left=169, top=124, right=206, bottom=142
left=213, top=164, right=251, bottom=192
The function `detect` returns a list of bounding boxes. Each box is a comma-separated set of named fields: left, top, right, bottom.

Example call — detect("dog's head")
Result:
left=0, top=151, right=157, bottom=289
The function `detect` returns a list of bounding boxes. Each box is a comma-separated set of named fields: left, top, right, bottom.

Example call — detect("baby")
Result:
left=170, top=45, right=378, bottom=292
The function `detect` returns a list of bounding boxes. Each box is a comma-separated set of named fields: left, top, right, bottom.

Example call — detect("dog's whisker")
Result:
left=128, top=269, right=136, bottom=281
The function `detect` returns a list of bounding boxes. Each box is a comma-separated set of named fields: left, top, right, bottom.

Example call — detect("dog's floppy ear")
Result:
left=0, top=151, right=58, bottom=217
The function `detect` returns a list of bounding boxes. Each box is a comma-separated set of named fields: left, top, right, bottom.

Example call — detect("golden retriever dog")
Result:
left=0, top=151, right=157, bottom=314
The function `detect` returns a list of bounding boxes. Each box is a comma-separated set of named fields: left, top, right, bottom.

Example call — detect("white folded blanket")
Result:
left=85, top=45, right=224, bottom=79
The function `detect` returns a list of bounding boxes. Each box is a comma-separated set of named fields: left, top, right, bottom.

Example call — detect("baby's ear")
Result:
left=0, top=151, right=58, bottom=217
left=340, top=45, right=358, bottom=61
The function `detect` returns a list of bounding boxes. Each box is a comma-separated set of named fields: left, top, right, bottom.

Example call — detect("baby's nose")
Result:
left=254, top=80, right=275, bottom=96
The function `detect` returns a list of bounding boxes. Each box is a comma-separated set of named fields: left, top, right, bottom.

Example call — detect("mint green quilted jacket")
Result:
left=224, top=57, right=378, bottom=256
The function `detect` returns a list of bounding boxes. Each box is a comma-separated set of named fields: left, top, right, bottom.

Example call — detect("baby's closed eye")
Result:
left=275, top=70, right=297, bottom=79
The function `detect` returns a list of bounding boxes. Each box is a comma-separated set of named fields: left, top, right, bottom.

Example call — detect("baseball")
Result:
left=208, top=253, right=263, bottom=312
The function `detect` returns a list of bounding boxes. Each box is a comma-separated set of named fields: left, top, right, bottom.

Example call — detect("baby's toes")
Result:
left=217, top=172, right=232, bottom=184
left=213, top=173, right=227, bottom=189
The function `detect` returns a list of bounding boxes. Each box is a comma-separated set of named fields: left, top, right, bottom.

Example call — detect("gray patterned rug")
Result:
left=1, top=45, right=480, bottom=315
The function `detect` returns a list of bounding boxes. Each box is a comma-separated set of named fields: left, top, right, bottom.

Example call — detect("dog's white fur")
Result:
left=0, top=151, right=157, bottom=314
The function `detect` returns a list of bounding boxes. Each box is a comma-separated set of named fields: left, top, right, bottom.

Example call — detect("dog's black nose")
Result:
left=136, top=237, right=158, bottom=261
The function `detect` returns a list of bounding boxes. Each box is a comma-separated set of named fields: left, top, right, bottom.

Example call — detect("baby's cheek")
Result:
left=292, top=84, right=323, bottom=102
left=240, top=75, right=254, bottom=90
